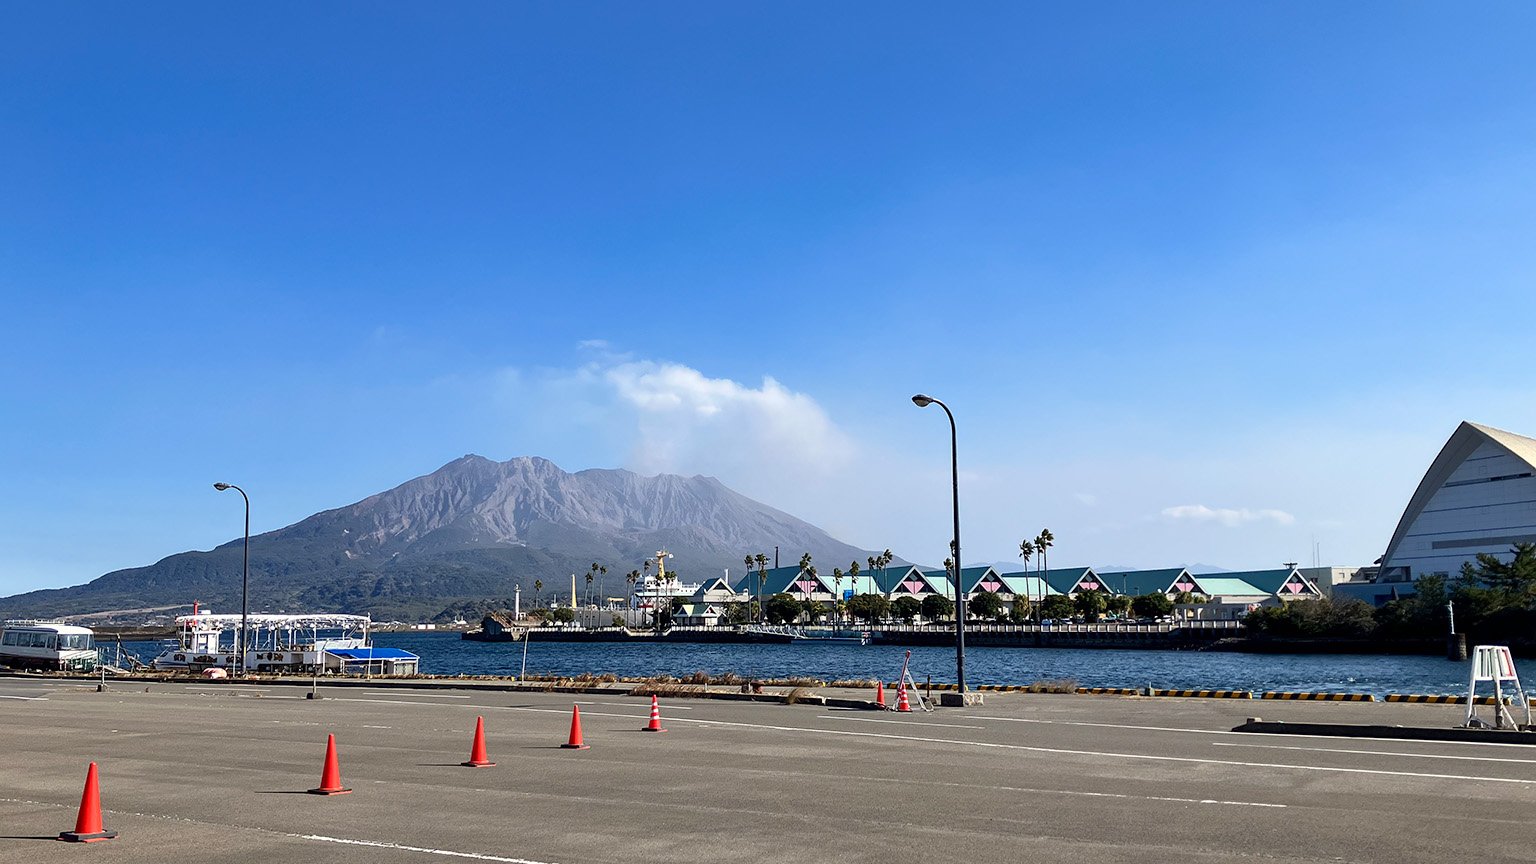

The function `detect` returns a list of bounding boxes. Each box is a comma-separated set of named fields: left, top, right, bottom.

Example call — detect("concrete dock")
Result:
left=3, top=676, right=1534, bottom=863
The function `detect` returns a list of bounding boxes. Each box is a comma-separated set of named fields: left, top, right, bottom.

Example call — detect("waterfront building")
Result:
left=1095, top=568, right=1203, bottom=599
left=1298, top=566, right=1369, bottom=597
left=1184, top=569, right=1320, bottom=620
left=1377, top=420, right=1536, bottom=584
left=1041, top=567, right=1105, bottom=596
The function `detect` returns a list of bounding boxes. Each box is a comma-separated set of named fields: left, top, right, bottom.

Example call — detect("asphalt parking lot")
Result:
left=3, top=676, right=1536, bottom=863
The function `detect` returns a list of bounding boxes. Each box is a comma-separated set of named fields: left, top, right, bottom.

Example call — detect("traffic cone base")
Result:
left=643, top=695, right=667, bottom=733
left=58, top=829, right=118, bottom=843
left=463, top=716, right=496, bottom=767
left=874, top=681, right=886, bottom=709
left=561, top=704, right=590, bottom=749
left=895, top=683, right=912, bottom=713
left=58, top=762, right=115, bottom=842
left=309, top=734, right=353, bottom=794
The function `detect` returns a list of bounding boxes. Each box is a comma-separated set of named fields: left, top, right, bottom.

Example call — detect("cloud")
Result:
left=1160, top=504, right=1296, bottom=527
left=599, top=360, right=855, bottom=477
left=1073, top=492, right=1097, bottom=506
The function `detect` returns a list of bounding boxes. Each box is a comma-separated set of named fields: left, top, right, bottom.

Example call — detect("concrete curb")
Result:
left=1233, top=719, right=1536, bottom=743
left=1261, top=692, right=1375, bottom=701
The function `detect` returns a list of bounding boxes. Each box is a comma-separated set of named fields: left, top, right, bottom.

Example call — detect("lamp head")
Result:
left=213, top=482, right=231, bottom=491
left=911, top=394, right=933, bottom=407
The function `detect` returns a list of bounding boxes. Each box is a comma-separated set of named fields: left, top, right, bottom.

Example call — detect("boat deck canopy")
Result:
left=326, top=648, right=418, bottom=660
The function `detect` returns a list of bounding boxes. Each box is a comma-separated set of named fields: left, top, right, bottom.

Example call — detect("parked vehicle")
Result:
left=0, top=622, right=98, bottom=672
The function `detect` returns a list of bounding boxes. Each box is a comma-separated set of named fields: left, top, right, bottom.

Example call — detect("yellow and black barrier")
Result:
left=1261, top=692, right=1375, bottom=702
left=1385, top=694, right=1512, bottom=705
left=1149, top=688, right=1253, bottom=699
left=1075, top=687, right=1142, bottom=696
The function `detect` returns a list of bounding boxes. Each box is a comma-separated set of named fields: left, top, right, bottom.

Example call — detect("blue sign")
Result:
left=843, top=589, right=854, bottom=600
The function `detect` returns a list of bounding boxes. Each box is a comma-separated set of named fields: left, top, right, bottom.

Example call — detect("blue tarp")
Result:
left=326, top=648, right=419, bottom=661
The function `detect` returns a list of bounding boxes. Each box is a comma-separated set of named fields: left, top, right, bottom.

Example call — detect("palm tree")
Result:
left=1036, top=529, right=1054, bottom=607
left=743, top=553, right=755, bottom=618
left=586, top=563, right=597, bottom=607
left=626, top=570, right=640, bottom=610
left=754, top=553, right=769, bottom=624
left=1019, top=538, right=1036, bottom=622
left=533, top=579, right=544, bottom=607
left=832, top=567, right=844, bottom=625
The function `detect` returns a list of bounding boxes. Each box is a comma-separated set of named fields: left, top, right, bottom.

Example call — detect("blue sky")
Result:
left=3, top=4, right=1536, bottom=596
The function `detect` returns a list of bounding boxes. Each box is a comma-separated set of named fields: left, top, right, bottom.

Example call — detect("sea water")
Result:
left=116, top=632, right=1471, bottom=696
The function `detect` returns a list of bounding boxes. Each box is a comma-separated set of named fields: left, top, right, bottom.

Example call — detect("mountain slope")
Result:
left=0, top=456, right=882, bottom=622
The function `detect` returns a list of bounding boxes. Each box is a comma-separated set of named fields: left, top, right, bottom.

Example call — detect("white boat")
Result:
left=631, top=549, right=702, bottom=611
left=0, top=621, right=98, bottom=672
left=149, top=612, right=419, bottom=676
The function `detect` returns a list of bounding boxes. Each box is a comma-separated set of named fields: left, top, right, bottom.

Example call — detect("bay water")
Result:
left=116, top=632, right=1475, bottom=697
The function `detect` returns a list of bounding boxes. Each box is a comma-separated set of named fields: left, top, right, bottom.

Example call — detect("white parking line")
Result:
left=969, top=716, right=1536, bottom=748
left=1212, top=741, right=1536, bottom=764
left=0, top=694, right=46, bottom=701
left=576, top=700, right=692, bottom=710
left=298, top=833, right=560, bottom=863
left=358, top=691, right=470, bottom=698
left=822, top=715, right=985, bottom=729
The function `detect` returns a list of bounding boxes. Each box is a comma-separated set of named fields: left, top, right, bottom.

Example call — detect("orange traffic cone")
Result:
left=561, top=704, right=590, bottom=750
left=57, top=762, right=116, bottom=843
left=874, top=681, right=886, bottom=709
left=895, top=682, right=912, bottom=713
left=642, top=695, right=667, bottom=733
left=462, top=716, right=495, bottom=767
left=308, top=734, right=353, bottom=795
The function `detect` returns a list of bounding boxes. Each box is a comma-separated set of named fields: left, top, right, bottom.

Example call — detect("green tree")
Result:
left=1105, top=593, right=1132, bottom=617
left=920, top=593, right=953, bottom=622
left=801, top=598, right=827, bottom=624
left=766, top=593, right=803, bottom=626
left=1040, top=594, right=1075, bottom=621
left=533, top=579, right=544, bottom=606
left=969, top=590, right=1004, bottom=621
left=1474, top=542, right=1536, bottom=601
left=1130, top=593, right=1174, bottom=619
left=1007, top=600, right=1032, bottom=624
left=892, top=596, right=922, bottom=624
left=1074, top=589, right=1107, bottom=622
left=549, top=606, right=576, bottom=625
left=846, top=593, right=892, bottom=624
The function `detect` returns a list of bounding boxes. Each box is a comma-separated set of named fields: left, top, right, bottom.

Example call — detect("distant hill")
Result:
left=0, top=456, right=885, bottom=623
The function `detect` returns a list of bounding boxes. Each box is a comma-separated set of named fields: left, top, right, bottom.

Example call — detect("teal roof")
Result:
left=1094, top=568, right=1192, bottom=596
left=1040, top=567, right=1098, bottom=595
left=872, top=565, right=923, bottom=594
left=730, top=566, right=812, bottom=596
left=1195, top=569, right=1315, bottom=597
left=1185, top=576, right=1265, bottom=597
left=994, top=573, right=1063, bottom=597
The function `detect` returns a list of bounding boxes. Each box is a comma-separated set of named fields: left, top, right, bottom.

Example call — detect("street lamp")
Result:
left=213, top=482, right=250, bottom=676
left=911, top=393, right=967, bottom=696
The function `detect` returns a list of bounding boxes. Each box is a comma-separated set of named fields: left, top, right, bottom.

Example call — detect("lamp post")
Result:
left=911, top=394, right=966, bottom=696
left=213, top=482, right=249, bottom=676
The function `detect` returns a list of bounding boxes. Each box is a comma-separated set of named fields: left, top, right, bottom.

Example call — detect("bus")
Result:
left=0, top=622, right=98, bottom=672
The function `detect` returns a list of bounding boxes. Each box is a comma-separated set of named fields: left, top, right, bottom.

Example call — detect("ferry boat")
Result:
left=632, top=549, right=703, bottom=613
left=149, top=611, right=419, bottom=676
left=0, top=621, right=99, bottom=672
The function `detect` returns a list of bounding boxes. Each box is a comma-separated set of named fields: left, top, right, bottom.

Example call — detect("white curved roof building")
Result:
left=1379, top=421, right=1536, bottom=581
